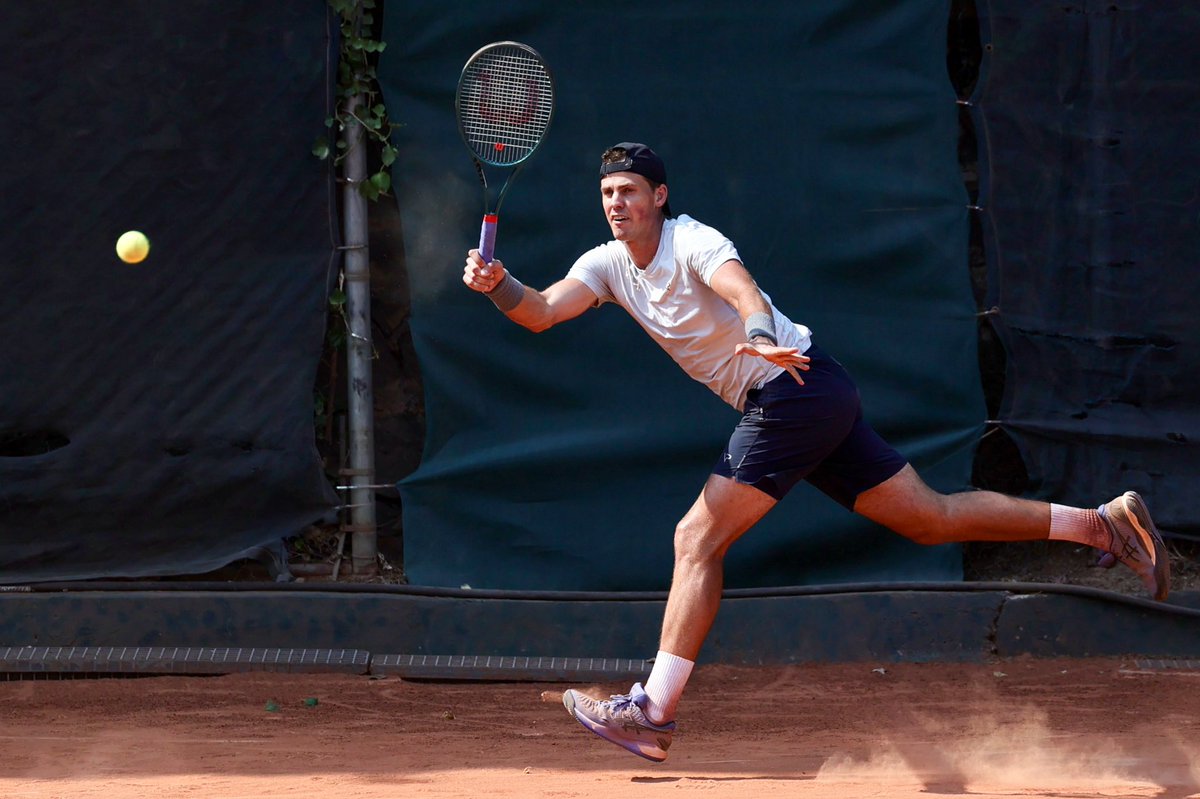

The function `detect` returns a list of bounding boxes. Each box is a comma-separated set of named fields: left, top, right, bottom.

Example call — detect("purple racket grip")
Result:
left=479, top=214, right=499, bottom=265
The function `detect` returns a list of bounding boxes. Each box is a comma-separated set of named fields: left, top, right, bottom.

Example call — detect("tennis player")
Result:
left=461, top=142, right=1171, bottom=763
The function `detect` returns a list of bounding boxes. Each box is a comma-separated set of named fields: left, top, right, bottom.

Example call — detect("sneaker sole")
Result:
left=1122, top=491, right=1171, bottom=601
left=562, top=690, right=669, bottom=762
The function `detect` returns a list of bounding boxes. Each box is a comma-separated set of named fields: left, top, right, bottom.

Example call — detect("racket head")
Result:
left=456, top=41, right=555, bottom=168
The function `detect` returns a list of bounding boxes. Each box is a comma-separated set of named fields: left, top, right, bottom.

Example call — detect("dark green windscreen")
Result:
left=382, top=1, right=984, bottom=589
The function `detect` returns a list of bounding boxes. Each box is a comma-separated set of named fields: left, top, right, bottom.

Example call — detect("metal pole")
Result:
left=341, top=91, right=378, bottom=576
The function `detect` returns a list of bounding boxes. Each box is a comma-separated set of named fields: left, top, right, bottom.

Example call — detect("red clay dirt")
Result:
left=2, top=657, right=1198, bottom=798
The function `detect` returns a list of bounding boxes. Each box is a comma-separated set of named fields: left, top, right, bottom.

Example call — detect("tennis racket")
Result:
left=455, top=41, right=555, bottom=265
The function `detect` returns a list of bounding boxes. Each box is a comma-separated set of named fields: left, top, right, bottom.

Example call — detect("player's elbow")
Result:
left=515, top=310, right=555, bottom=333
left=525, top=304, right=568, bottom=333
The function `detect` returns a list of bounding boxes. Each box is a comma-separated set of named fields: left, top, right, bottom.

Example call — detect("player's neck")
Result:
left=624, top=218, right=665, bottom=269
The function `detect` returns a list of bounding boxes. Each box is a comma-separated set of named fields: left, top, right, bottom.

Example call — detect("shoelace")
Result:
left=605, top=692, right=637, bottom=712
left=593, top=691, right=653, bottom=725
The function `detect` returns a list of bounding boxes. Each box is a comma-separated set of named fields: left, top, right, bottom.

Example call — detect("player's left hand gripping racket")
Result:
left=455, top=41, right=555, bottom=265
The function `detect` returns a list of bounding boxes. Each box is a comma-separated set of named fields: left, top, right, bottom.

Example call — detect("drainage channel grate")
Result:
left=1132, top=658, right=1200, bottom=672
left=0, top=646, right=370, bottom=675
left=0, top=647, right=650, bottom=681
left=371, top=654, right=652, bottom=682
left=1120, top=658, right=1200, bottom=678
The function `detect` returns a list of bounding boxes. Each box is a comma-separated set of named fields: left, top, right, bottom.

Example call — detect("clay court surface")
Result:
left=2, top=657, right=1198, bottom=799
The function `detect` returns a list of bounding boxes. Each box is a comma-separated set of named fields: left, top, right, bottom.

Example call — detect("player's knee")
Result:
left=673, top=518, right=725, bottom=565
left=884, top=495, right=955, bottom=546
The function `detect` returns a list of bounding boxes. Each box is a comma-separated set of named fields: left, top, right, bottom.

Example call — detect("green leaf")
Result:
left=369, top=171, right=391, bottom=192
left=329, top=289, right=347, bottom=307
left=311, top=136, right=330, bottom=160
left=327, top=0, right=393, bottom=176
left=360, top=180, right=380, bottom=201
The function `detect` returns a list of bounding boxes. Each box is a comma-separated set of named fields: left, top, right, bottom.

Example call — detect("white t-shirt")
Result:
left=566, top=215, right=812, bottom=411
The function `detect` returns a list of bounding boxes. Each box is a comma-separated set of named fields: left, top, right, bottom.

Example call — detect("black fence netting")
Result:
left=0, top=3, right=338, bottom=582
left=975, top=2, right=1200, bottom=535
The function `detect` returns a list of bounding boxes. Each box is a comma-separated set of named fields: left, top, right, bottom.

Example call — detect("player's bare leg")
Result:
left=562, top=474, right=775, bottom=760
left=658, top=474, right=777, bottom=661
left=853, top=465, right=1169, bottom=599
left=852, top=465, right=1047, bottom=544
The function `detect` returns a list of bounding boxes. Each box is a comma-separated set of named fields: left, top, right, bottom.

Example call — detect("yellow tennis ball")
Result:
left=116, top=230, right=150, bottom=263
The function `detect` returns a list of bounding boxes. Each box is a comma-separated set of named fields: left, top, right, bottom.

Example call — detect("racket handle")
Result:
left=478, top=214, right=499, bottom=265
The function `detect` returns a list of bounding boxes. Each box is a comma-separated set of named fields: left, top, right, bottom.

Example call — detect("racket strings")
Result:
left=459, top=50, right=553, bottom=166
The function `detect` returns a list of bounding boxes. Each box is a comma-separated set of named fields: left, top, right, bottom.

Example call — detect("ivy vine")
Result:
left=313, top=0, right=399, bottom=201
left=312, top=0, right=392, bottom=446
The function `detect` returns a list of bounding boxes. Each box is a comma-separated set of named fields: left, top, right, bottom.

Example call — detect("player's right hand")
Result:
left=463, top=249, right=508, bottom=294
left=733, top=341, right=810, bottom=386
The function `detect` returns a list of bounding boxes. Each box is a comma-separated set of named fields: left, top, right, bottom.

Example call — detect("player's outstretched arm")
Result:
left=710, top=259, right=810, bottom=385
left=463, top=249, right=596, bottom=332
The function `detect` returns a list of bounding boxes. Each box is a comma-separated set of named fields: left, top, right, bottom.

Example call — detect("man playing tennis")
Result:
left=461, top=142, right=1171, bottom=763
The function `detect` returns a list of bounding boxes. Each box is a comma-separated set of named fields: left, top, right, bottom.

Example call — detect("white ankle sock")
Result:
left=643, top=650, right=693, bottom=725
left=1047, top=503, right=1109, bottom=550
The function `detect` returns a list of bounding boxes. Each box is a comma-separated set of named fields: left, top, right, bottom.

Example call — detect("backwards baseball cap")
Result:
left=600, top=142, right=673, bottom=218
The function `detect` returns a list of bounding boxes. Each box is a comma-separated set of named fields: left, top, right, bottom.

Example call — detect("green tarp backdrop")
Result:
left=383, top=1, right=985, bottom=590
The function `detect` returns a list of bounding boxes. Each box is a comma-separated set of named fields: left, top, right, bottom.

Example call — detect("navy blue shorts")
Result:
left=712, top=345, right=908, bottom=508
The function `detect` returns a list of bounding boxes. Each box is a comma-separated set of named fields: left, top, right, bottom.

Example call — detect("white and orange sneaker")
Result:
left=1098, top=491, right=1170, bottom=601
